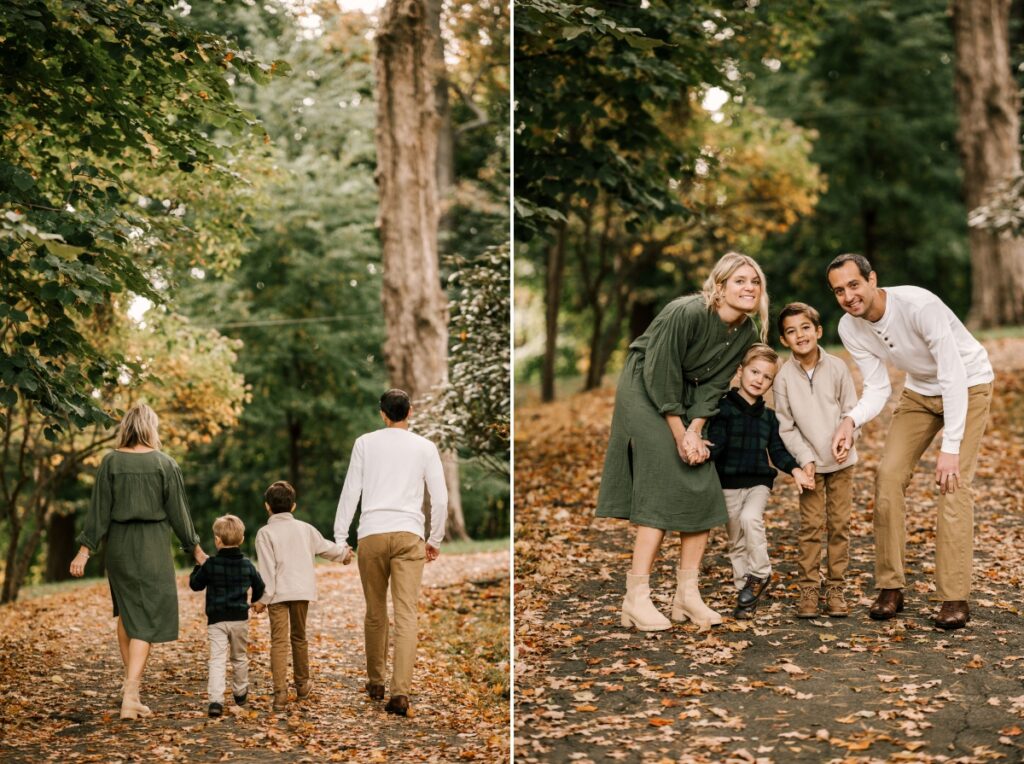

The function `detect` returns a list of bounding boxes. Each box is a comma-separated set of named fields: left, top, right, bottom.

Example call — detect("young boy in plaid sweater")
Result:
left=189, top=514, right=265, bottom=717
left=708, top=344, right=815, bottom=618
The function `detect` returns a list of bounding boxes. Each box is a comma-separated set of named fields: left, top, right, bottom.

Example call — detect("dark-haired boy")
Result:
left=254, top=480, right=352, bottom=712
left=774, top=302, right=860, bottom=618
left=334, top=389, right=448, bottom=717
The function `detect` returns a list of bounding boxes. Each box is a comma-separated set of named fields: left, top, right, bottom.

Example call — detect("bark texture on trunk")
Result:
left=375, top=0, right=467, bottom=540
left=953, top=0, right=1024, bottom=327
left=541, top=220, right=567, bottom=403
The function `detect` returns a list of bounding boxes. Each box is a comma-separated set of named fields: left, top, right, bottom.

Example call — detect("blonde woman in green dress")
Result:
left=70, top=404, right=208, bottom=719
left=596, top=253, right=769, bottom=631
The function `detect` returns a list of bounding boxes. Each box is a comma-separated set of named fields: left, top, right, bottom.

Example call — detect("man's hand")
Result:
left=935, top=451, right=961, bottom=495
left=69, top=549, right=89, bottom=578
left=251, top=602, right=266, bottom=615
left=831, top=417, right=855, bottom=463
left=425, top=544, right=440, bottom=563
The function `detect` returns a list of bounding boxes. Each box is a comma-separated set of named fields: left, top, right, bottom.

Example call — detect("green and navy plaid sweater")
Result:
left=189, top=547, right=265, bottom=625
left=707, top=389, right=800, bottom=489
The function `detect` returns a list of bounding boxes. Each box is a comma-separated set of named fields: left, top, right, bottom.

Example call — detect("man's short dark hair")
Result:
left=380, top=389, right=411, bottom=422
left=264, top=480, right=296, bottom=514
left=777, top=302, right=822, bottom=336
left=826, top=253, right=873, bottom=282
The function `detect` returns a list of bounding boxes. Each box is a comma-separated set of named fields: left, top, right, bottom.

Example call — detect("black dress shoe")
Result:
left=869, top=588, right=904, bottom=620
left=933, top=600, right=970, bottom=630
left=385, top=695, right=409, bottom=716
left=737, top=574, right=771, bottom=608
left=365, top=682, right=385, bottom=700
left=208, top=702, right=223, bottom=718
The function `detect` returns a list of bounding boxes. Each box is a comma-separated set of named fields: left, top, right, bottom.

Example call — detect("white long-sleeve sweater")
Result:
left=838, top=286, right=993, bottom=454
left=333, top=427, right=448, bottom=547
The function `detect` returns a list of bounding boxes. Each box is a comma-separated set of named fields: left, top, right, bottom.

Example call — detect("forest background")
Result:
left=515, top=0, right=1024, bottom=400
left=0, top=0, right=510, bottom=603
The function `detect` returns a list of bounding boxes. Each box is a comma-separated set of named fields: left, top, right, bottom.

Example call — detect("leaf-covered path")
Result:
left=515, top=338, right=1024, bottom=764
left=0, top=551, right=509, bottom=762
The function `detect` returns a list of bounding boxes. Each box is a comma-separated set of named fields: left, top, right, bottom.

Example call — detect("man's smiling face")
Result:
left=828, top=261, right=881, bottom=319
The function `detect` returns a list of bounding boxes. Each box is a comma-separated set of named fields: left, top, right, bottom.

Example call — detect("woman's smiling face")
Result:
left=720, top=264, right=762, bottom=315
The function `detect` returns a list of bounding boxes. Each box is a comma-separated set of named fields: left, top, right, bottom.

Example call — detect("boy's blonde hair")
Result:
left=701, top=252, right=769, bottom=343
left=116, top=403, right=161, bottom=450
left=213, top=514, right=245, bottom=547
left=741, top=343, right=779, bottom=368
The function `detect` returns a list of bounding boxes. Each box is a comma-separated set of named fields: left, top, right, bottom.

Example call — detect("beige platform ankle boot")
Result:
left=621, top=573, right=671, bottom=631
left=671, top=568, right=722, bottom=630
left=120, top=678, right=153, bottom=720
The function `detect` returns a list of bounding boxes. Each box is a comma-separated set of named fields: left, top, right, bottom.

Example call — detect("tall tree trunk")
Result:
left=45, top=511, right=76, bottom=583
left=541, top=219, right=568, bottom=402
left=375, top=0, right=467, bottom=540
left=287, top=413, right=302, bottom=495
left=953, top=0, right=1024, bottom=327
left=427, top=0, right=454, bottom=226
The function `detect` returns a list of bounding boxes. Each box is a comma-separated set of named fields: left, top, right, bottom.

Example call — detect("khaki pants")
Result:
left=268, top=601, right=309, bottom=699
left=357, top=532, right=426, bottom=697
left=874, top=383, right=992, bottom=600
left=796, top=467, right=854, bottom=588
left=724, top=486, right=772, bottom=589
left=207, top=620, right=249, bottom=704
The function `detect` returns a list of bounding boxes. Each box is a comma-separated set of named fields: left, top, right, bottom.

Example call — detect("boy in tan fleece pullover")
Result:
left=253, top=480, right=351, bottom=712
left=773, top=303, right=859, bottom=619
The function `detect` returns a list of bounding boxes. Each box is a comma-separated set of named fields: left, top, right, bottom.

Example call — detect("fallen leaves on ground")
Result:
left=0, top=551, right=509, bottom=762
left=515, top=338, right=1024, bottom=764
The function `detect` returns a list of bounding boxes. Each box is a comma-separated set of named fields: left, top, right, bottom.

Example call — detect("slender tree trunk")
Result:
left=1, top=517, right=22, bottom=603
left=45, top=512, right=76, bottom=583
left=541, top=219, right=568, bottom=402
left=953, top=0, right=1024, bottom=327
left=375, top=0, right=467, bottom=540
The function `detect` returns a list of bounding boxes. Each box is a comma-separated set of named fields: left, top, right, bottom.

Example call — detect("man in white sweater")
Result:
left=827, top=254, right=993, bottom=630
left=334, top=389, right=448, bottom=716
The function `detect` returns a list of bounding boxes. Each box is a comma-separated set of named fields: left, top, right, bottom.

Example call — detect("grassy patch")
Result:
left=444, top=537, right=509, bottom=555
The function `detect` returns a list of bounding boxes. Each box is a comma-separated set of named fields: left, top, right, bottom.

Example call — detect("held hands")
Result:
left=426, top=544, right=440, bottom=563
left=342, top=546, right=354, bottom=565
left=791, top=468, right=815, bottom=495
left=803, top=462, right=816, bottom=480
left=193, top=546, right=209, bottom=565
left=676, top=430, right=711, bottom=466
left=251, top=602, right=266, bottom=615
left=935, top=451, right=961, bottom=495
left=831, top=418, right=856, bottom=463
left=69, top=549, right=89, bottom=578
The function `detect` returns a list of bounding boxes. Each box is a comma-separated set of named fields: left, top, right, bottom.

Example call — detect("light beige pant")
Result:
left=874, top=383, right=992, bottom=600
left=797, top=467, right=854, bottom=588
left=357, top=532, right=426, bottom=697
left=724, top=486, right=772, bottom=589
left=268, top=601, right=309, bottom=699
left=207, top=620, right=249, bottom=703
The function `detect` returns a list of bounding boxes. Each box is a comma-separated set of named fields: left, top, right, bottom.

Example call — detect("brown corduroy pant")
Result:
left=796, top=467, right=854, bottom=589
left=268, top=601, right=309, bottom=700
left=357, top=532, right=426, bottom=697
left=873, top=383, right=992, bottom=600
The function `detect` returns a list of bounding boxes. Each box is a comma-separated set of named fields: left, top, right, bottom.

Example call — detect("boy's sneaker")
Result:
left=233, top=690, right=248, bottom=706
left=796, top=587, right=820, bottom=618
left=272, top=693, right=288, bottom=713
left=825, top=586, right=848, bottom=617
left=208, top=702, right=224, bottom=718
left=297, top=680, right=313, bottom=700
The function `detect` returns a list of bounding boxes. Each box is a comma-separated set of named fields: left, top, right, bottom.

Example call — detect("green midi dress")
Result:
left=596, top=295, right=757, bottom=531
left=76, top=450, right=200, bottom=643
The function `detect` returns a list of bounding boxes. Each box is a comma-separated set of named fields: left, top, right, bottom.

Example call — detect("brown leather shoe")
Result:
left=384, top=695, right=409, bottom=716
left=868, top=588, right=904, bottom=620
left=297, top=680, right=313, bottom=700
left=933, top=600, right=970, bottom=630
left=365, top=682, right=385, bottom=700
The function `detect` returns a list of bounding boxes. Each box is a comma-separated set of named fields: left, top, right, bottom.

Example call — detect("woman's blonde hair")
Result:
left=700, top=252, right=769, bottom=342
left=116, top=403, right=161, bottom=450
